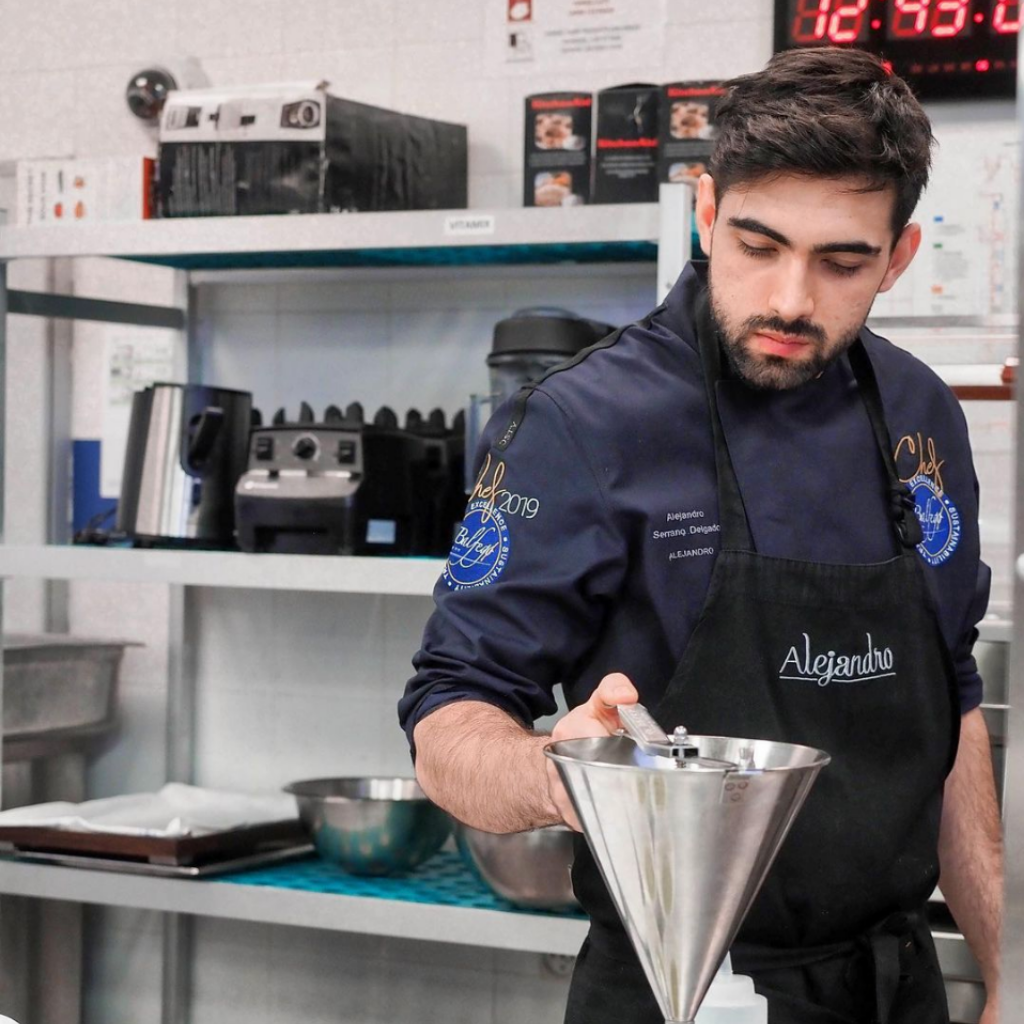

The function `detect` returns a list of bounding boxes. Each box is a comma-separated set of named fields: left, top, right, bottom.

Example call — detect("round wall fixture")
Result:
left=125, top=67, right=178, bottom=122
left=125, top=58, right=209, bottom=122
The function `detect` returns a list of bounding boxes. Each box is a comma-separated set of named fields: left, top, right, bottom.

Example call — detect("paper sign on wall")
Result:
left=100, top=328, right=178, bottom=498
left=872, top=124, right=1019, bottom=320
left=487, top=0, right=667, bottom=76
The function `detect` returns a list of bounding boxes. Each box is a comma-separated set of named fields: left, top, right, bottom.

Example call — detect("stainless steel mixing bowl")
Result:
left=284, top=777, right=451, bottom=876
left=455, top=822, right=579, bottom=910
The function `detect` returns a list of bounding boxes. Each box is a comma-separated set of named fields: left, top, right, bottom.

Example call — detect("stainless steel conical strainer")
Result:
left=545, top=705, right=830, bottom=1024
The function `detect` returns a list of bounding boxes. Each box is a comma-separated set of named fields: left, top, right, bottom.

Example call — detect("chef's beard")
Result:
left=707, top=286, right=864, bottom=391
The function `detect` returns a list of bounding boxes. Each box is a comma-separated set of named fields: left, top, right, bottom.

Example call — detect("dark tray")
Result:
left=0, top=818, right=306, bottom=866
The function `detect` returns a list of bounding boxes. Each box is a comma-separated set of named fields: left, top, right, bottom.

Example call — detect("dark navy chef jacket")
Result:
left=399, top=264, right=991, bottom=749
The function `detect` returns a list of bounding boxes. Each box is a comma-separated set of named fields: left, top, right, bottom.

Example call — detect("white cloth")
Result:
left=0, top=783, right=298, bottom=837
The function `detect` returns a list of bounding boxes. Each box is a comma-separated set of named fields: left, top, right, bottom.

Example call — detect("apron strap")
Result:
left=860, top=910, right=919, bottom=1024
left=733, top=910, right=922, bottom=1024
left=845, top=341, right=924, bottom=552
left=695, top=294, right=756, bottom=552
left=869, top=928, right=903, bottom=1024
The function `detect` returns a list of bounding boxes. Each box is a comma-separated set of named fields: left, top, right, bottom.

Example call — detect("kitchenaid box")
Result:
left=593, top=83, right=660, bottom=204
left=156, top=81, right=467, bottom=217
left=658, top=81, right=726, bottom=190
left=523, top=92, right=592, bottom=207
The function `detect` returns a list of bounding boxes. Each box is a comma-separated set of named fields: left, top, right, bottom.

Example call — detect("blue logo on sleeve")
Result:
left=909, top=474, right=961, bottom=567
left=443, top=500, right=511, bottom=590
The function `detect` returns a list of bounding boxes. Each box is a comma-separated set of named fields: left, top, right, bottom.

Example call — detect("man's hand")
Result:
left=546, top=672, right=639, bottom=831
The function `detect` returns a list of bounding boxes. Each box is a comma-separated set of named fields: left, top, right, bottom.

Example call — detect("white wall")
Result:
left=0, top=1, right=1017, bottom=1022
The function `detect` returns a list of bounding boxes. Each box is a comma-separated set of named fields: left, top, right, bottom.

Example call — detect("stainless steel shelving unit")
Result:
left=0, top=196, right=691, bottom=1024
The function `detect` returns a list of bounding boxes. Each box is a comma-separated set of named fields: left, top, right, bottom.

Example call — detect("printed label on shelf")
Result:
left=444, top=214, right=496, bottom=237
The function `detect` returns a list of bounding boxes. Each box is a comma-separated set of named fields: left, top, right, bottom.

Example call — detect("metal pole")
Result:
left=0, top=258, right=7, bottom=810
left=0, top=259, right=22, bottom=1021
left=31, top=257, right=81, bottom=1024
left=161, top=913, right=193, bottom=1024
left=1000, top=27, right=1024, bottom=1019
left=161, top=268, right=195, bottom=1024
left=45, top=257, right=73, bottom=632
left=657, top=181, right=694, bottom=305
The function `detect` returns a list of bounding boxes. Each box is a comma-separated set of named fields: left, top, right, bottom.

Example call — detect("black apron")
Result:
left=565, top=303, right=960, bottom=1024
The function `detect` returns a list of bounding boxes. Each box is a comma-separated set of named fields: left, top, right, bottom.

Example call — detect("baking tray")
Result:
left=0, top=841, right=315, bottom=878
left=4, top=634, right=135, bottom=740
left=0, top=818, right=307, bottom=866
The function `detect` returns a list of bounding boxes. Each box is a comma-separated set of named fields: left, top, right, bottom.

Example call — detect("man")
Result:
left=399, top=48, right=1002, bottom=1024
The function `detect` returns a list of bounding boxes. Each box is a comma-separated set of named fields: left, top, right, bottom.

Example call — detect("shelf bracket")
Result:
left=7, top=290, right=185, bottom=330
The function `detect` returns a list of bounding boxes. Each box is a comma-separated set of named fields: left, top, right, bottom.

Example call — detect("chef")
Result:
left=398, top=47, right=1002, bottom=1024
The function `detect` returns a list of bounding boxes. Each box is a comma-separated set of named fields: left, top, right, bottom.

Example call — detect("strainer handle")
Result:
left=617, top=703, right=671, bottom=755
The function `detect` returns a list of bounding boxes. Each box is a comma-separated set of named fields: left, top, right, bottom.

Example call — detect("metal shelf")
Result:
left=0, top=205, right=660, bottom=272
left=0, top=856, right=587, bottom=956
left=0, top=545, right=443, bottom=596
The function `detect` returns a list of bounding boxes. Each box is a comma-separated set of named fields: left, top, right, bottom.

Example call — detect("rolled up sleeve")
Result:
left=398, top=388, right=626, bottom=752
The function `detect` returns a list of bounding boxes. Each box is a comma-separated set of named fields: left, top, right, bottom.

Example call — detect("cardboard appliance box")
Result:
left=593, top=83, right=660, bottom=204
left=16, top=157, right=154, bottom=226
left=658, top=81, right=726, bottom=190
left=156, top=81, right=468, bottom=217
left=523, top=92, right=593, bottom=207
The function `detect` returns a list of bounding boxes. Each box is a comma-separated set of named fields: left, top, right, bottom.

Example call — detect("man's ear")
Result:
left=695, top=173, right=717, bottom=256
left=878, top=222, right=922, bottom=294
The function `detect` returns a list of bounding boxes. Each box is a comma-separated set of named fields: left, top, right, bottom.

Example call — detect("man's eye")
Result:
left=826, top=260, right=863, bottom=278
left=738, top=240, right=774, bottom=259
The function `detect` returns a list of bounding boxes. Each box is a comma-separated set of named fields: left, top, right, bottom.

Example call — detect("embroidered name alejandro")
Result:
left=443, top=499, right=511, bottom=591
left=779, top=633, right=895, bottom=687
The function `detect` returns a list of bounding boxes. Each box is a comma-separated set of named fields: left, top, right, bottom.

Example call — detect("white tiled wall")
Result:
left=0, top=1, right=1018, bottom=1022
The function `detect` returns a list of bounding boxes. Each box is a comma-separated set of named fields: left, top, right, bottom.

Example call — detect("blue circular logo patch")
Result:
left=443, top=500, right=511, bottom=590
left=909, top=474, right=961, bottom=567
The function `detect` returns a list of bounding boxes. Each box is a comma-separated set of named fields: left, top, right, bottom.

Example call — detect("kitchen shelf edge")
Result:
left=0, top=545, right=443, bottom=596
left=0, top=205, right=661, bottom=271
left=0, top=859, right=586, bottom=955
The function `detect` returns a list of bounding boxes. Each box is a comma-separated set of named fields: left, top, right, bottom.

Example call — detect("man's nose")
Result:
left=768, top=263, right=815, bottom=323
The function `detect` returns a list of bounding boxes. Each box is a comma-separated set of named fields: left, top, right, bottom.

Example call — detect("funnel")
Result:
left=546, top=706, right=829, bottom=1024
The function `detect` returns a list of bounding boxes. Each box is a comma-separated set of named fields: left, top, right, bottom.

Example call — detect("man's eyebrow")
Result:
left=727, top=216, right=883, bottom=258
left=813, top=240, right=883, bottom=257
left=728, top=216, right=790, bottom=246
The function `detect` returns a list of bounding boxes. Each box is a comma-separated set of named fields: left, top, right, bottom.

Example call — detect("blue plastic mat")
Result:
left=213, top=850, right=585, bottom=920
left=136, top=240, right=658, bottom=273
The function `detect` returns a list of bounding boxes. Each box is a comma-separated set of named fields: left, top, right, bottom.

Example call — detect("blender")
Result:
left=465, top=309, right=615, bottom=488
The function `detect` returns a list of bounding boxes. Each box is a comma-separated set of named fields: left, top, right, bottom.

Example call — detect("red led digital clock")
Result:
left=774, top=0, right=1020, bottom=98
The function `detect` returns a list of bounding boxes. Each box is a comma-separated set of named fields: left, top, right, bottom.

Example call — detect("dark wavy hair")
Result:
left=709, top=48, right=935, bottom=237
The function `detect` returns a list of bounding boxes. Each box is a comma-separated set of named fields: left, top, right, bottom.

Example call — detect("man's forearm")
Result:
left=413, top=701, right=562, bottom=832
left=938, top=707, right=1003, bottom=995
